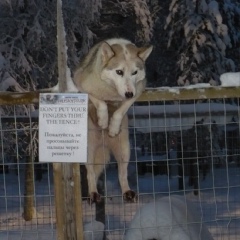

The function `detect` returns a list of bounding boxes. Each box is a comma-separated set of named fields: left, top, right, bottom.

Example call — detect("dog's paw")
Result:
left=108, top=118, right=121, bottom=137
left=97, top=109, right=108, bottom=129
left=88, top=192, right=102, bottom=204
left=123, top=190, right=137, bottom=203
left=108, top=126, right=120, bottom=137
left=98, top=116, right=108, bottom=129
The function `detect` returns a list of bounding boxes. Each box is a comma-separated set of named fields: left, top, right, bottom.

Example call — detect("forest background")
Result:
left=0, top=0, right=239, bottom=93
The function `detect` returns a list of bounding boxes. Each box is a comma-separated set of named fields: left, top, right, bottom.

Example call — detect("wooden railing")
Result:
left=0, top=86, right=239, bottom=106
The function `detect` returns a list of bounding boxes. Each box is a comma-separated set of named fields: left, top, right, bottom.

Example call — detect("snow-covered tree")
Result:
left=0, top=1, right=56, bottom=91
left=0, top=0, right=102, bottom=91
left=164, top=0, right=240, bottom=86
left=1, top=0, right=239, bottom=89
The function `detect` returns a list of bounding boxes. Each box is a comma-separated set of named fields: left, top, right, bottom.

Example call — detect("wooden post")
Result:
left=96, top=172, right=106, bottom=239
left=53, top=163, right=65, bottom=240
left=53, top=0, right=84, bottom=239
left=23, top=155, right=35, bottom=221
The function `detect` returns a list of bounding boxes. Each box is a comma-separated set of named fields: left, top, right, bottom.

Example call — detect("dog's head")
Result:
left=100, top=40, right=153, bottom=99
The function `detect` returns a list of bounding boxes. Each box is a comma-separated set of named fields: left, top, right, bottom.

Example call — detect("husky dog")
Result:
left=74, top=38, right=152, bottom=137
left=125, top=195, right=214, bottom=240
left=87, top=103, right=135, bottom=203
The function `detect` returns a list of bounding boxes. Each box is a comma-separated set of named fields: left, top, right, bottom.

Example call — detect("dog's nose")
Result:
left=125, top=92, right=134, bottom=98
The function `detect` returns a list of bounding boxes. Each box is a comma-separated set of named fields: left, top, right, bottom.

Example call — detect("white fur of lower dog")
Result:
left=84, top=220, right=104, bottom=240
left=125, top=195, right=213, bottom=240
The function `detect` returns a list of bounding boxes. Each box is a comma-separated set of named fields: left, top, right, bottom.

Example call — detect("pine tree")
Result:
left=164, top=0, right=240, bottom=86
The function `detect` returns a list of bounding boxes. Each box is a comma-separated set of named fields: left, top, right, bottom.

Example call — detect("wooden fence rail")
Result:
left=0, top=86, right=239, bottom=106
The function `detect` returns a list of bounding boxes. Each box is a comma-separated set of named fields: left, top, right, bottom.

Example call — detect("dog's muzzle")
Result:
left=125, top=92, right=134, bottom=98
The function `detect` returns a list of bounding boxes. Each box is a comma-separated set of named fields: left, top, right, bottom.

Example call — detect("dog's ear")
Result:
left=101, top=42, right=114, bottom=64
left=138, top=46, right=153, bottom=61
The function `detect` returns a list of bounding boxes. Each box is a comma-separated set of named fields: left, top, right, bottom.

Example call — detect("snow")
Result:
left=128, top=102, right=239, bottom=132
left=1, top=161, right=240, bottom=239
left=200, top=0, right=208, bottom=13
left=196, top=34, right=206, bottom=46
left=220, top=72, right=240, bottom=87
left=137, top=150, right=176, bottom=162
left=218, top=24, right=231, bottom=47
left=185, top=83, right=211, bottom=89
left=208, top=1, right=222, bottom=25
left=216, top=37, right=226, bottom=54
left=0, top=52, right=6, bottom=69
left=0, top=76, right=25, bottom=92
left=146, top=83, right=212, bottom=93
left=206, top=19, right=214, bottom=33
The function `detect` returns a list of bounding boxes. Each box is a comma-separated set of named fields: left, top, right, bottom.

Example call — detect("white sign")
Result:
left=39, top=93, right=88, bottom=163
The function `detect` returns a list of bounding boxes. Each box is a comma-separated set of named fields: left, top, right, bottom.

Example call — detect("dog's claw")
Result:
left=88, top=192, right=102, bottom=204
left=123, top=190, right=137, bottom=203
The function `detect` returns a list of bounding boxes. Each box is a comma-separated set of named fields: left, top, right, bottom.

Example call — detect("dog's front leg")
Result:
left=108, top=98, right=136, bottom=137
left=89, top=95, right=108, bottom=129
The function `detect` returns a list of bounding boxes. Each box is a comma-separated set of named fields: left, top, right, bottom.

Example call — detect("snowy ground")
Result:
left=0, top=160, right=240, bottom=240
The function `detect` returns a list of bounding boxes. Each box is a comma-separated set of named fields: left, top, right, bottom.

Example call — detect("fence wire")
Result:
left=0, top=104, right=55, bottom=239
left=0, top=98, right=240, bottom=240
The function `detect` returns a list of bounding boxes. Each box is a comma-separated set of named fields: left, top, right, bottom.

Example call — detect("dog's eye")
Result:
left=116, top=70, right=124, bottom=76
left=132, top=71, right=138, bottom=75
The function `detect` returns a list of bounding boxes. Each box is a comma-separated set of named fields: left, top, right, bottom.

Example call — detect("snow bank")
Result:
left=125, top=195, right=213, bottom=240
left=220, top=72, right=240, bottom=86
left=84, top=220, right=104, bottom=240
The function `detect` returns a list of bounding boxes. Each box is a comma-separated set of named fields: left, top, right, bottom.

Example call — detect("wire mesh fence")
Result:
left=0, top=104, right=56, bottom=239
left=0, top=95, right=240, bottom=240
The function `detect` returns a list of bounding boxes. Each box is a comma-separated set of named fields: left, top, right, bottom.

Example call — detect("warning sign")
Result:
left=39, top=93, right=88, bottom=163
